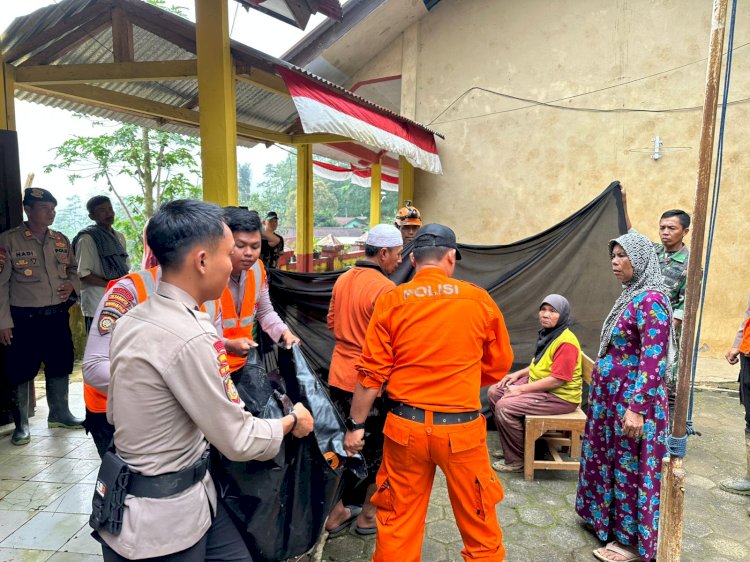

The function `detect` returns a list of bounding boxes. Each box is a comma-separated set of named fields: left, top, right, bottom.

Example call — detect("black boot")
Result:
left=46, top=376, right=84, bottom=429
left=11, top=383, right=31, bottom=446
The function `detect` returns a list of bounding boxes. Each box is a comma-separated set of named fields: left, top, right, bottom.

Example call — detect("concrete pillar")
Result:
left=195, top=0, right=238, bottom=206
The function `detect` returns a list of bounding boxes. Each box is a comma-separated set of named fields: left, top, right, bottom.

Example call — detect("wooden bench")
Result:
left=522, top=353, right=594, bottom=481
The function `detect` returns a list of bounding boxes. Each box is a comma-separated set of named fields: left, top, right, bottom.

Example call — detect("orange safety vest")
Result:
left=84, top=267, right=220, bottom=412
left=222, top=261, right=265, bottom=372
left=84, top=268, right=160, bottom=414
left=740, top=317, right=750, bottom=355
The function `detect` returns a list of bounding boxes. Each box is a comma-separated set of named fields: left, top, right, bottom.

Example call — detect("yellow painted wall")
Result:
left=351, top=0, right=749, bottom=356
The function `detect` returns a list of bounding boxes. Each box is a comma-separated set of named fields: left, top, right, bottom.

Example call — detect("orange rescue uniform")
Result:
left=327, top=262, right=395, bottom=392
left=356, top=267, right=513, bottom=562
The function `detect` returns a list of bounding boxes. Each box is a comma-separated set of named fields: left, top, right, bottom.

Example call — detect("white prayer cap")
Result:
left=366, top=224, right=403, bottom=248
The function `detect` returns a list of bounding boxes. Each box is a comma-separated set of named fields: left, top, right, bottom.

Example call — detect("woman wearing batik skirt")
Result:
left=576, top=232, right=672, bottom=562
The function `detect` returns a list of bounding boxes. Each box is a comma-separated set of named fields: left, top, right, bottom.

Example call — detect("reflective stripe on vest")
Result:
left=84, top=267, right=160, bottom=413
left=222, top=261, right=265, bottom=371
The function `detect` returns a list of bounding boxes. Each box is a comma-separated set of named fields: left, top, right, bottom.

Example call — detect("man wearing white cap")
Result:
left=325, top=224, right=402, bottom=535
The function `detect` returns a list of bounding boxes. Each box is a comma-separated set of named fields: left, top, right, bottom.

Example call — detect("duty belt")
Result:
left=391, top=403, right=480, bottom=425
left=11, top=301, right=72, bottom=318
left=128, top=450, right=209, bottom=499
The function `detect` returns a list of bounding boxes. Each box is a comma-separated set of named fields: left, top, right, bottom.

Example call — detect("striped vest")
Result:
left=83, top=267, right=220, bottom=412
left=221, top=261, right=265, bottom=372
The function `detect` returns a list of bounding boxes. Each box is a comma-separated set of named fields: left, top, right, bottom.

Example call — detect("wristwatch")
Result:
left=345, top=417, right=366, bottom=432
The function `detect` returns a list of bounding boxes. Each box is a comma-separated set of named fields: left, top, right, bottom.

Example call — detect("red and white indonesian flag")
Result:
left=312, top=160, right=399, bottom=192
left=278, top=67, right=442, bottom=175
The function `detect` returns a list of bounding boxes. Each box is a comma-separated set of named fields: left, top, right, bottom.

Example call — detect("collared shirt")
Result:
left=356, top=267, right=514, bottom=412
left=328, top=261, right=395, bottom=392
left=102, top=281, right=283, bottom=559
left=0, top=224, right=80, bottom=329
left=75, top=228, right=130, bottom=317
left=653, top=243, right=689, bottom=320
left=212, top=267, right=288, bottom=342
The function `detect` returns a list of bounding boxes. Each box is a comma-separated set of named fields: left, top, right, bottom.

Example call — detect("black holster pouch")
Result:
left=90, top=451, right=131, bottom=536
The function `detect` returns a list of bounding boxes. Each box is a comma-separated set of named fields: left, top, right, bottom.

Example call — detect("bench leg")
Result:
left=569, top=428, right=583, bottom=460
left=524, top=421, right=547, bottom=481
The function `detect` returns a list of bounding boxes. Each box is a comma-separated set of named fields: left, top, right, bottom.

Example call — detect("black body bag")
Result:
left=90, top=450, right=130, bottom=535
left=211, top=345, right=366, bottom=562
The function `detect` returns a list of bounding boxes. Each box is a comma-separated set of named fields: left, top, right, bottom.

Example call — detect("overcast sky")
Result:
left=1, top=0, right=326, bottom=208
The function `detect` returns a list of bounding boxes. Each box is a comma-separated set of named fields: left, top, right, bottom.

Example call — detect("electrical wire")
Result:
left=428, top=41, right=750, bottom=126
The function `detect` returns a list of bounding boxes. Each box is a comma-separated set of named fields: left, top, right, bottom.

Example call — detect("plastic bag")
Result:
left=212, top=345, right=365, bottom=561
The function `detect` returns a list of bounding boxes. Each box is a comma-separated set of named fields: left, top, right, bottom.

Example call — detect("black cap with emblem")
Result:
left=411, top=223, right=462, bottom=260
left=22, top=188, right=58, bottom=207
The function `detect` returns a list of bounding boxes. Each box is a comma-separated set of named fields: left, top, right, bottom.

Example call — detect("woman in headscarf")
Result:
left=488, top=294, right=583, bottom=473
left=576, top=233, right=672, bottom=562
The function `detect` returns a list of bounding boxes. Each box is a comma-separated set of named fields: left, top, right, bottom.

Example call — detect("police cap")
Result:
left=411, top=223, right=462, bottom=260
left=23, top=188, right=57, bottom=207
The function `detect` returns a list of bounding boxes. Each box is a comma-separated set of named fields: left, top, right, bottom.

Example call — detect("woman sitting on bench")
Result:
left=488, top=294, right=583, bottom=473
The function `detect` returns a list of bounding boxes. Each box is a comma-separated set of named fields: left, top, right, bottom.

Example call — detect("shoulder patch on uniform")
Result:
left=110, top=286, right=135, bottom=302
left=214, top=340, right=239, bottom=403
left=97, top=289, right=137, bottom=334
left=98, top=312, right=117, bottom=336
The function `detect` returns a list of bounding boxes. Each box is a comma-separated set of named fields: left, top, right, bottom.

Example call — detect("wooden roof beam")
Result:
left=235, top=65, right=290, bottom=98
left=111, top=6, right=134, bottom=63
left=14, top=60, right=198, bottom=85
left=17, top=82, right=293, bottom=145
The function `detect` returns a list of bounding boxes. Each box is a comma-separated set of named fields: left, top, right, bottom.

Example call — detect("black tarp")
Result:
left=213, top=346, right=365, bottom=561
left=268, top=182, right=627, bottom=375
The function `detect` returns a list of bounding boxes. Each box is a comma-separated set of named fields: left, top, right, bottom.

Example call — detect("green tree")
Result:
left=246, top=154, right=297, bottom=223
left=238, top=162, right=253, bottom=207
left=53, top=194, right=90, bottom=240
left=286, top=180, right=339, bottom=227
left=46, top=122, right=201, bottom=267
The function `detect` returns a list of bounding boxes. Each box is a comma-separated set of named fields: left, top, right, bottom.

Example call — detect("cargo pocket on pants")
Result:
left=370, top=468, right=395, bottom=526
left=474, top=472, right=504, bottom=521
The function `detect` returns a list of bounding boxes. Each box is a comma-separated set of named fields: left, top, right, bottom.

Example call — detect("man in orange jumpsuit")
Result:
left=326, top=223, right=403, bottom=534
left=344, top=224, right=513, bottom=562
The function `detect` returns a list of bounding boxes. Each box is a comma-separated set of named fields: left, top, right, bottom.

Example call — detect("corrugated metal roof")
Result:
left=1, top=0, right=440, bottom=153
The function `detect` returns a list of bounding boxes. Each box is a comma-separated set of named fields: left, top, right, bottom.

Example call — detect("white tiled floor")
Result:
left=0, top=380, right=102, bottom=560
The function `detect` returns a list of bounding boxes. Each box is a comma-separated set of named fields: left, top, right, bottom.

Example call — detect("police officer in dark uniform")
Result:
left=0, top=188, right=83, bottom=445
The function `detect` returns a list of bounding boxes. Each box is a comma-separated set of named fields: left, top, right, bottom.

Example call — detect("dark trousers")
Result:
left=99, top=498, right=252, bottom=561
left=85, top=409, right=115, bottom=459
left=5, top=306, right=73, bottom=385
left=84, top=316, right=94, bottom=335
left=740, top=354, right=750, bottom=435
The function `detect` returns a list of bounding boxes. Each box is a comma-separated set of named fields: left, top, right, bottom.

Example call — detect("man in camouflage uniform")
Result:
left=621, top=186, right=690, bottom=419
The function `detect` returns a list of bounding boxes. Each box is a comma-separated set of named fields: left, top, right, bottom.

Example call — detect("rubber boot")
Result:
left=11, top=383, right=31, bottom=446
left=46, top=376, right=84, bottom=429
left=720, top=434, right=750, bottom=495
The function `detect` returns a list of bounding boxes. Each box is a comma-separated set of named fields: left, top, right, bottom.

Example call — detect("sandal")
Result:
left=491, top=449, right=504, bottom=459
left=593, top=541, right=640, bottom=562
left=326, top=506, right=362, bottom=534
left=492, top=460, right=522, bottom=473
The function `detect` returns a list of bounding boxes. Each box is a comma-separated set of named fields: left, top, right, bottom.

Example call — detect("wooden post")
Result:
left=1, top=60, right=16, bottom=131
left=369, top=160, right=382, bottom=227
left=296, top=144, right=314, bottom=272
left=195, top=0, right=238, bottom=207
left=398, top=156, right=414, bottom=209
left=657, top=0, right=728, bottom=560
